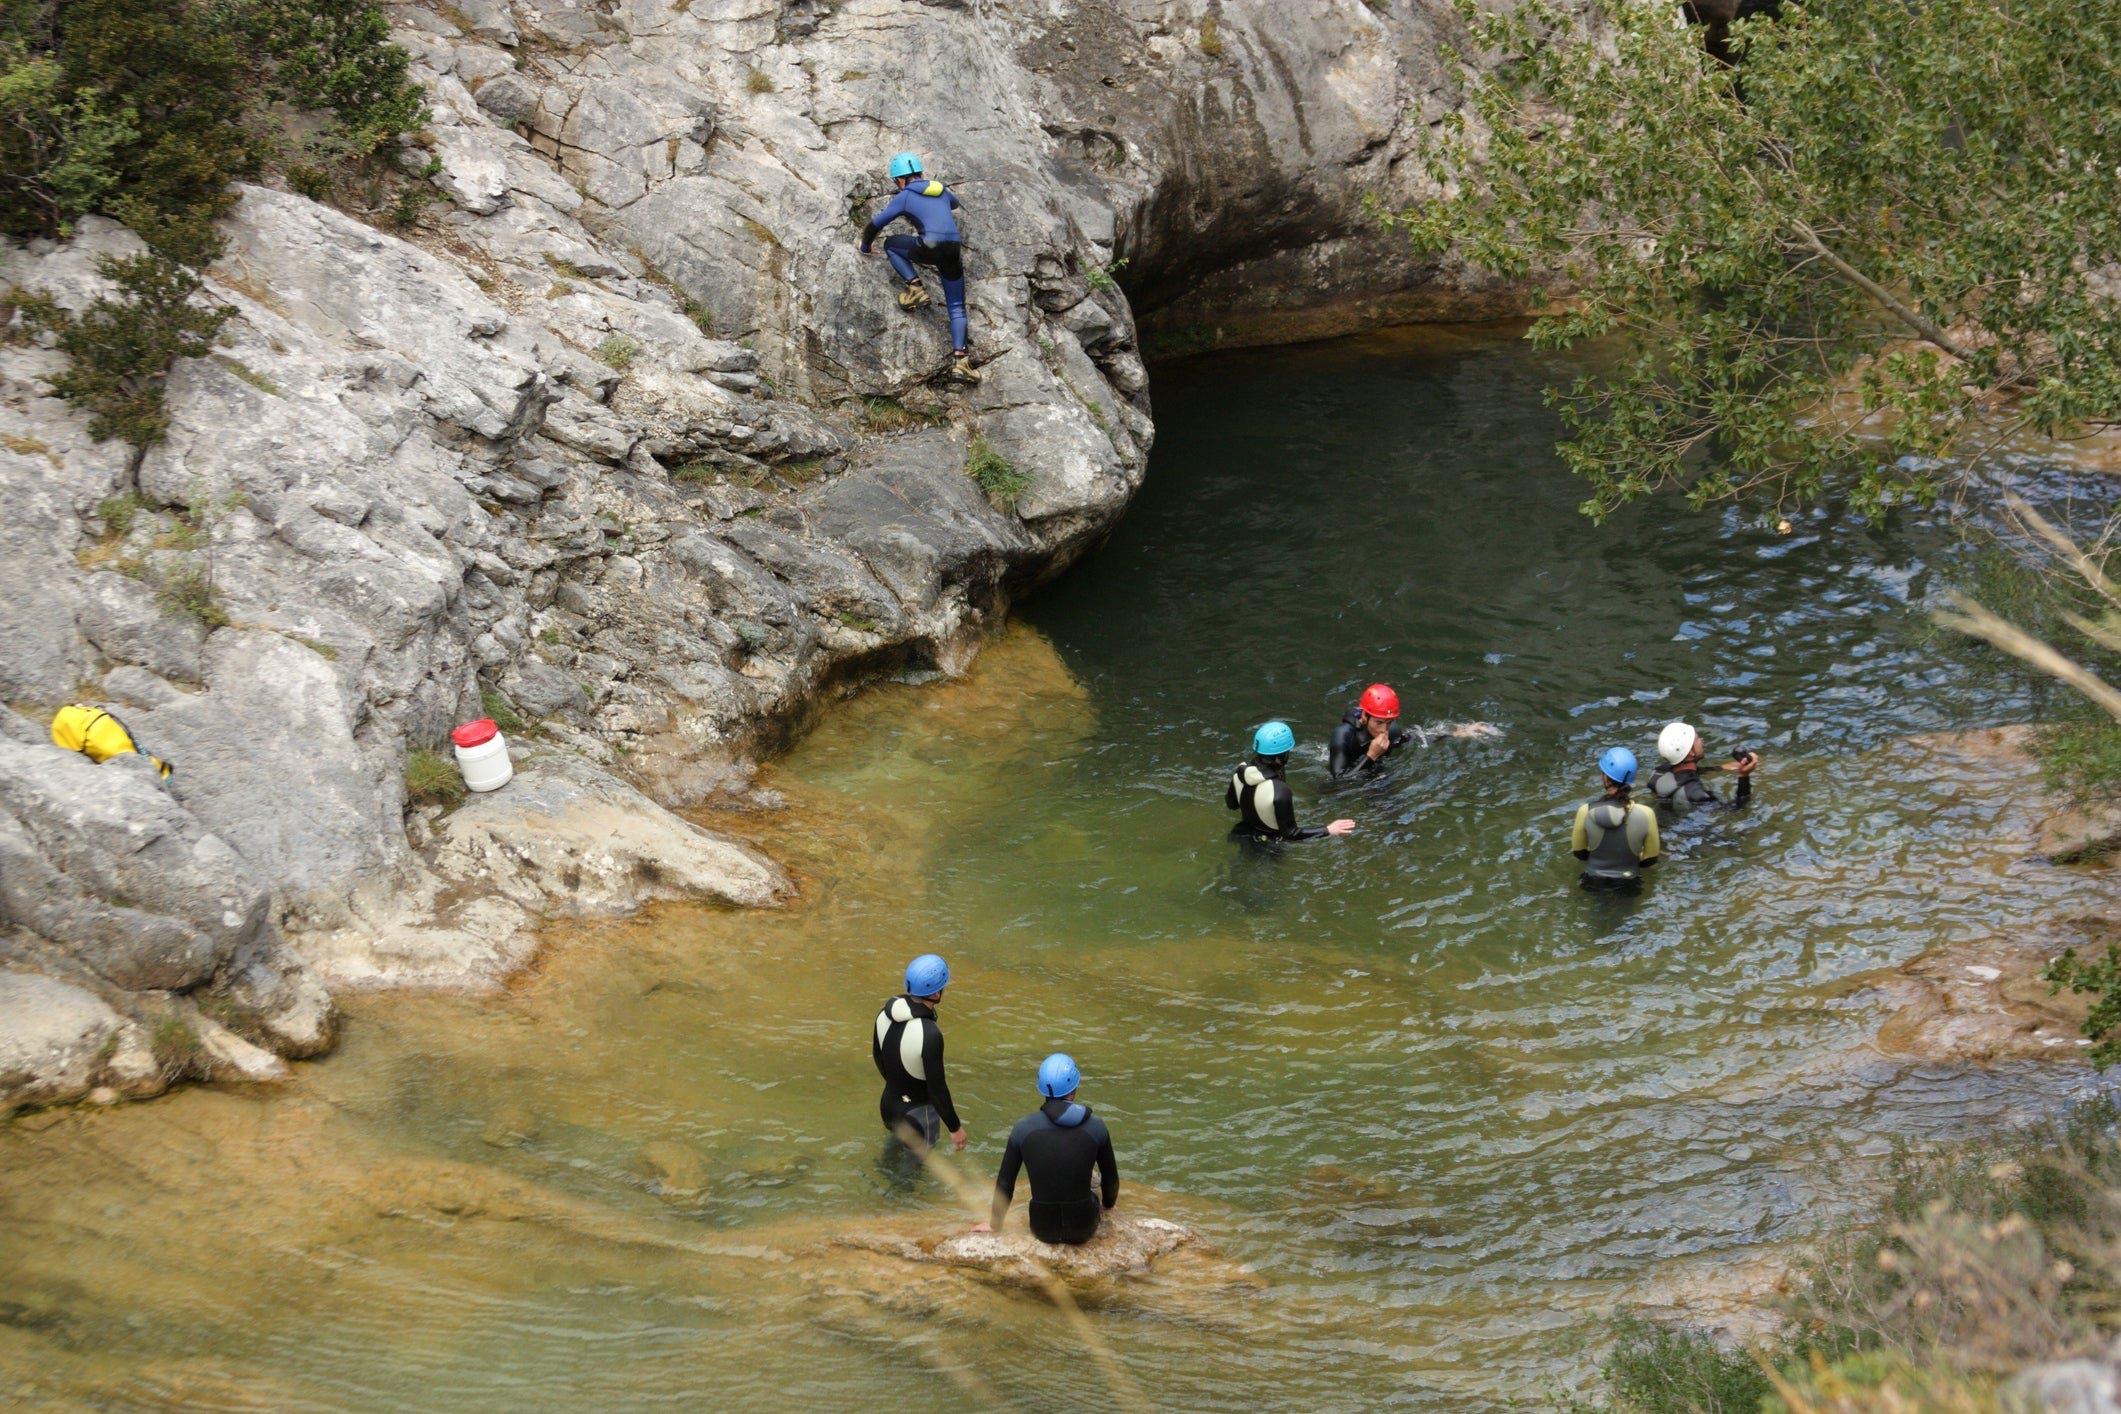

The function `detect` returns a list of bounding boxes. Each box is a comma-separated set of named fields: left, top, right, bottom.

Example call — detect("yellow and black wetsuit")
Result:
left=1570, top=791, right=1659, bottom=889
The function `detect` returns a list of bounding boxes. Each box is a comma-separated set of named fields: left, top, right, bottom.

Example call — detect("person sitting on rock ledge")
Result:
left=1227, top=721, right=1354, bottom=842
left=873, top=952, right=967, bottom=1154
left=976, top=1053, right=1118, bottom=1246
left=858, top=151, right=980, bottom=384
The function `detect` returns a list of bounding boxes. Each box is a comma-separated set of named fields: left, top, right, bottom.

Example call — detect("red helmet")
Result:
left=1359, top=683, right=1400, bottom=720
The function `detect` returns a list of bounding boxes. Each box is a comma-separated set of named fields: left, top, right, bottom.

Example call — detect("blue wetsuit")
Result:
left=860, top=181, right=969, bottom=351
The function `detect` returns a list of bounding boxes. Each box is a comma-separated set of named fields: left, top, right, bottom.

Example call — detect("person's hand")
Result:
left=1366, top=733, right=1391, bottom=761
left=1729, top=750, right=1760, bottom=776
left=950, top=1127, right=969, bottom=1151
left=969, top=1222, right=991, bottom=1233
left=1454, top=722, right=1500, bottom=738
left=1326, top=818, right=1355, bottom=836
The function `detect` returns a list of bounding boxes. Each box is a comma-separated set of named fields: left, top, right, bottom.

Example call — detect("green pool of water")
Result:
left=0, top=325, right=2106, bottom=1411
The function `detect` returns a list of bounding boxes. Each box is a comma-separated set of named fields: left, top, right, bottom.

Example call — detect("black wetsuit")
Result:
left=1327, top=704, right=1421, bottom=780
left=872, top=994, right=959, bottom=1146
left=1649, top=762, right=1752, bottom=818
left=992, top=1098, right=1119, bottom=1245
left=1226, top=755, right=1328, bottom=841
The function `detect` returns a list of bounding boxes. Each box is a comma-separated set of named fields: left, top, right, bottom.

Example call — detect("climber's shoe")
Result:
left=949, top=356, right=982, bottom=384
left=898, top=282, right=932, bottom=309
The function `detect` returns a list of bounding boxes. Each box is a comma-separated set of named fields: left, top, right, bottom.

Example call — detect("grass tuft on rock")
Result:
left=95, top=492, right=141, bottom=536
left=964, top=435, right=1028, bottom=510
left=403, top=747, right=467, bottom=811
left=156, top=564, right=227, bottom=628
left=746, top=69, right=774, bottom=94
left=858, top=395, right=942, bottom=433
left=480, top=689, right=526, bottom=734
left=596, top=333, right=641, bottom=371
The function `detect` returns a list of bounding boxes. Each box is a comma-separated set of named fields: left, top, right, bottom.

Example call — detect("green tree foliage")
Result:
left=0, top=0, right=425, bottom=446
left=0, top=0, right=426, bottom=260
left=1391, top=0, right=2121, bottom=520
left=16, top=254, right=233, bottom=446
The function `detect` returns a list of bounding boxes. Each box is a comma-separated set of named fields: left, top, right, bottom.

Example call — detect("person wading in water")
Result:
left=1325, top=682, right=1499, bottom=781
left=872, top=953, right=967, bottom=1154
left=1227, top=720, right=1354, bottom=842
left=1569, top=746, right=1660, bottom=891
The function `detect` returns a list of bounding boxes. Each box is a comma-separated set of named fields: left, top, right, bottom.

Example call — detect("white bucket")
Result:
left=450, top=718, right=514, bottom=793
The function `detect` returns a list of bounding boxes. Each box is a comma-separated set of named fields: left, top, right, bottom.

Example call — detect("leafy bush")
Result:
left=964, top=435, right=1028, bottom=509
left=596, top=334, right=641, bottom=371
left=156, top=561, right=228, bottom=629
left=16, top=253, right=233, bottom=445
left=1597, top=1315, right=1773, bottom=1414
left=857, top=394, right=942, bottom=433
left=480, top=689, right=525, bottom=734
left=1083, top=257, right=1128, bottom=294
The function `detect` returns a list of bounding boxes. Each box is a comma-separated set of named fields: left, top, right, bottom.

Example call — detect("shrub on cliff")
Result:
left=0, top=0, right=425, bottom=447
left=1392, top=0, right=2121, bottom=522
left=0, top=0, right=426, bottom=260
left=15, top=253, right=233, bottom=446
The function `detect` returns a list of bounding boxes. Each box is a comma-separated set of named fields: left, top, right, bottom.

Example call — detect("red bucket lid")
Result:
left=451, top=718, right=499, bottom=748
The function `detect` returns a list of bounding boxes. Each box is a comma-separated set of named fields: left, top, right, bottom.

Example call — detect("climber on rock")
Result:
left=976, top=1053, right=1118, bottom=1245
left=859, top=152, right=979, bottom=384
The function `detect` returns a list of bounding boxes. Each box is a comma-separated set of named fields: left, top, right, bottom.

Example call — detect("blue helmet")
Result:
left=1037, top=1052, right=1081, bottom=1098
left=888, top=151, right=924, bottom=179
left=904, top=953, right=949, bottom=996
left=1599, top=746, right=1638, bottom=786
left=1253, top=720, right=1295, bottom=757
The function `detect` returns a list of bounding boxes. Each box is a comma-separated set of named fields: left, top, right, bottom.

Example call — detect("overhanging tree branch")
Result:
left=1786, top=220, right=1976, bottom=363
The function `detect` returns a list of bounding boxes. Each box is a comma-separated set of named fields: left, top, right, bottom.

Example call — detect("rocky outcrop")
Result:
left=0, top=0, right=1507, bottom=1110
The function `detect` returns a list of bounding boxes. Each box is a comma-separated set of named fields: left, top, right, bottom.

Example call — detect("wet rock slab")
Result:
left=818, top=1207, right=1266, bottom=1308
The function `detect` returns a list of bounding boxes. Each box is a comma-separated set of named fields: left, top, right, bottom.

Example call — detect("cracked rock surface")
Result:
left=0, top=0, right=1510, bottom=1112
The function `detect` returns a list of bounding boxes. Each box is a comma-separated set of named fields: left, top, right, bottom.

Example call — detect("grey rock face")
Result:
left=2011, top=1356, right=2121, bottom=1414
left=0, top=971, right=136, bottom=1113
left=73, top=573, right=209, bottom=683
left=0, top=0, right=1510, bottom=1109
left=431, top=751, right=787, bottom=919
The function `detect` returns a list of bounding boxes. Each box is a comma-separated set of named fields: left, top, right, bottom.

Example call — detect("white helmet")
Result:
left=1657, top=720, right=1698, bottom=765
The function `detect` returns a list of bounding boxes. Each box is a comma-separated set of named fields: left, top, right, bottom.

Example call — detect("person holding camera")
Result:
left=1650, top=721, right=1758, bottom=817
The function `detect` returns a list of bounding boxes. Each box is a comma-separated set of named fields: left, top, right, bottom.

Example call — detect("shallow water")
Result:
left=1, top=326, right=2111, bottom=1411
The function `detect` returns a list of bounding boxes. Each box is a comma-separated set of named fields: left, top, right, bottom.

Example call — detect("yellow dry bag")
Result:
left=50, top=704, right=172, bottom=779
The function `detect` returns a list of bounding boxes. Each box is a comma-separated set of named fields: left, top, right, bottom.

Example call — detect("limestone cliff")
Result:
left=0, top=0, right=1507, bottom=1111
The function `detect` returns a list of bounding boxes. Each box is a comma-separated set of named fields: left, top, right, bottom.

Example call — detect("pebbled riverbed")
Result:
left=0, top=326, right=2107, bottom=1411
